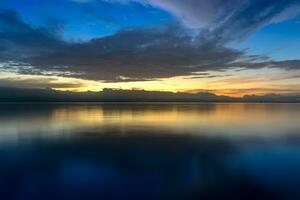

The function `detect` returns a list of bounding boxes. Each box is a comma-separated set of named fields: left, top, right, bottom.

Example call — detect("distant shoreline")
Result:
left=0, top=87, right=299, bottom=103
left=0, top=101, right=300, bottom=104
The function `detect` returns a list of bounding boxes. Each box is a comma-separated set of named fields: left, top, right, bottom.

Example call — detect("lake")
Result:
left=0, top=103, right=300, bottom=199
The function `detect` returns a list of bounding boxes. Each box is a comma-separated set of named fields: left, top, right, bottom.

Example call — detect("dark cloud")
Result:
left=0, top=77, right=84, bottom=89
left=0, top=9, right=245, bottom=81
left=0, top=6, right=300, bottom=83
left=0, top=9, right=63, bottom=62
left=25, top=26, right=248, bottom=81
left=183, top=73, right=231, bottom=79
left=229, top=60, right=300, bottom=70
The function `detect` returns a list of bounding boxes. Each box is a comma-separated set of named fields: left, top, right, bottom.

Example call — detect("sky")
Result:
left=0, top=0, right=300, bottom=97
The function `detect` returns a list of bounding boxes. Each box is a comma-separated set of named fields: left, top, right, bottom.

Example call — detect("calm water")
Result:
left=0, top=103, right=300, bottom=199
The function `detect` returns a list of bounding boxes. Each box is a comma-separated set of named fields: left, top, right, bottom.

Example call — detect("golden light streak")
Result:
left=1, top=67, right=300, bottom=97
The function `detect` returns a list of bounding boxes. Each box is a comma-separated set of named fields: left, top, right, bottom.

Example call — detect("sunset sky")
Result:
left=1, top=0, right=300, bottom=97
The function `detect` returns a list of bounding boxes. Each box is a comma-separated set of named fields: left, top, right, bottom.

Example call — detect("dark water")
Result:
left=0, top=103, right=300, bottom=200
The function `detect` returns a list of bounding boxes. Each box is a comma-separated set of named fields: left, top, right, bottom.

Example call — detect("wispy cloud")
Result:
left=100, top=0, right=300, bottom=41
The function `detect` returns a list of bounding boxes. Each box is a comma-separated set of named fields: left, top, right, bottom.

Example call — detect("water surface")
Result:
left=0, top=103, right=299, bottom=199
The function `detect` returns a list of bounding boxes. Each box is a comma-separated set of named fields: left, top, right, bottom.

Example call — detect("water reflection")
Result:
left=0, top=134, right=300, bottom=200
left=0, top=103, right=300, bottom=199
left=0, top=103, right=300, bottom=142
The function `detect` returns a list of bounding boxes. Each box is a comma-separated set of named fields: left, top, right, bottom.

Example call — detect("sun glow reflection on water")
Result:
left=0, top=103, right=299, bottom=143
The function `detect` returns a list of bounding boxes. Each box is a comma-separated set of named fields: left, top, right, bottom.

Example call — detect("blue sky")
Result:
left=0, top=0, right=300, bottom=96
left=0, top=0, right=174, bottom=40
left=234, top=15, right=300, bottom=61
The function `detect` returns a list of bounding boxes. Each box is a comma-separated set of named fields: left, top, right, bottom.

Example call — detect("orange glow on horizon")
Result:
left=1, top=67, right=300, bottom=98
